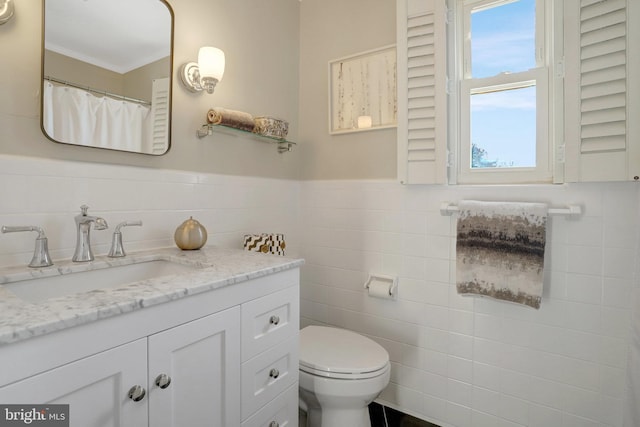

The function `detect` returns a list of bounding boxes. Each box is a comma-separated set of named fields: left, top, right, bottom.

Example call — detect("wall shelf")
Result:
left=196, top=123, right=296, bottom=153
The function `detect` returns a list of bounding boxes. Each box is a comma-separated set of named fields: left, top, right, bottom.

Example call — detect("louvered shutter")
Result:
left=564, top=0, right=639, bottom=181
left=397, top=0, right=447, bottom=184
left=150, top=78, right=170, bottom=155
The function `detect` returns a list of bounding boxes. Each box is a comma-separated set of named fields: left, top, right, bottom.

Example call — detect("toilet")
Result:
left=298, top=326, right=391, bottom=427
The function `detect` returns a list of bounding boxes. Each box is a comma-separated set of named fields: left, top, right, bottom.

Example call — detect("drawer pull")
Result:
left=155, top=373, right=172, bottom=389
left=269, top=422, right=279, bottom=427
left=269, top=315, right=280, bottom=325
left=127, top=385, right=146, bottom=402
left=269, top=368, right=280, bottom=379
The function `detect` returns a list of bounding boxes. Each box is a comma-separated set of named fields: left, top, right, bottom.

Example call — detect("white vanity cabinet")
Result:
left=0, top=266, right=300, bottom=427
left=0, top=338, right=149, bottom=426
left=148, top=306, right=241, bottom=427
left=241, top=285, right=300, bottom=423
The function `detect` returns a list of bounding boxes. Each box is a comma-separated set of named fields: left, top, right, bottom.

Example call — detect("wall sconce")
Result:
left=180, top=47, right=225, bottom=94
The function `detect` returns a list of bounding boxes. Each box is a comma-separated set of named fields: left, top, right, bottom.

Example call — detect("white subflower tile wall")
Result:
left=1, top=152, right=639, bottom=427
left=299, top=180, right=640, bottom=427
left=0, top=154, right=300, bottom=266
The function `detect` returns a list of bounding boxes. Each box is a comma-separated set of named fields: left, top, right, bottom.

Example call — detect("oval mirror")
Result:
left=41, top=0, right=174, bottom=155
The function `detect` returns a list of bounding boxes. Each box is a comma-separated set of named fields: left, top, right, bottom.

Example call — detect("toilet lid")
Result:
left=299, top=326, right=389, bottom=379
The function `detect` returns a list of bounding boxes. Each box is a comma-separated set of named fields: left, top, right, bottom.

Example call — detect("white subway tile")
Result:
left=499, top=368, right=530, bottom=400
left=499, top=394, right=529, bottom=425
left=445, top=401, right=472, bottom=427
left=472, top=387, right=501, bottom=417
left=603, top=247, right=637, bottom=279
left=448, top=355, right=473, bottom=383
left=420, top=326, right=449, bottom=352
left=423, top=394, right=447, bottom=423
left=448, top=332, right=474, bottom=359
left=600, top=365, right=626, bottom=399
left=3, top=158, right=638, bottom=427
left=565, top=273, right=603, bottom=304
left=527, top=376, right=565, bottom=410
left=423, top=371, right=448, bottom=398
left=602, top=277, right=634, bottom=308
left=566, top=216, right=603, bottom=246
left=473, top=362, right=501, bottom=392
left=448, top=378, right=473, bottom=407
left=529, top=404, right=563, bottom=427
left=566, top=245, right=603, bottom=276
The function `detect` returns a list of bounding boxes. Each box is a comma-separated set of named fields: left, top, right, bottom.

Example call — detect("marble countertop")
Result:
left=0, top=247, right=304, bottom=346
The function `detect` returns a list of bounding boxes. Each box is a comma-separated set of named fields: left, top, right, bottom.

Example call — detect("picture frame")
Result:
left=328, top=45, right=397, bottom=134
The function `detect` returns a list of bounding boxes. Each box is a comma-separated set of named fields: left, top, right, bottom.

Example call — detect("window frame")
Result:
left=454, top=0, right=556, bottom=184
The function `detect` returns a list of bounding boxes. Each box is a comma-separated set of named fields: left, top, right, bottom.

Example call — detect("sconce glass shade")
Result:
left=179, top=46, right=225, bottom=94
left=198, top=47, right=225, bottom=94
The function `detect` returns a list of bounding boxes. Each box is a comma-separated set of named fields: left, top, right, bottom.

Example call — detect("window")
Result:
left=454, top=0, right=556, bottom=184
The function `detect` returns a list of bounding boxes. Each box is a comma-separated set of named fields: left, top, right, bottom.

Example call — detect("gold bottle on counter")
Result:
left=174, top=217, right=208, bottom=250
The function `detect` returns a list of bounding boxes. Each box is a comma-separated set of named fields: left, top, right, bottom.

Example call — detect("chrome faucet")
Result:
left=72, top=205, right=108, bottom=262
left=1, top=225, right=53, bottom=268
left=108, top=220, right=142, bottom=258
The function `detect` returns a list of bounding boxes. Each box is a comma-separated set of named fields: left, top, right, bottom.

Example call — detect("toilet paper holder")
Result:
left=364, top=273, right=398, bottom=300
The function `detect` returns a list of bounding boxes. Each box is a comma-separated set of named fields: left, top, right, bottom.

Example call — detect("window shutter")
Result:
left=397, top=0, right=447, bottom=184
left=564, top=0, right=637, bottom=181
left=150, top=78, right=170, bottom=155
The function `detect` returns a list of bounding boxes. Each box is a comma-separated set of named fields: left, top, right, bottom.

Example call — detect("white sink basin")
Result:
left=3, top=260, right=198, bottom=304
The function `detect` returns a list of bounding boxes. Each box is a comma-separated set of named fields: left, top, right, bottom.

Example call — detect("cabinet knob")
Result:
left=269, top=368, right=280, bottom=379
left=269, top=422, right=280, bottom=427
left=269, top=315, right=280, bottom=325
left=128, top=385, right=146, bottom=402
left=155, top=373, right=172, bottom=389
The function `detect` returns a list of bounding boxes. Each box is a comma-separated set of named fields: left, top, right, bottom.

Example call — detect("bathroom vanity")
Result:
left=0, top=247, right=302, bottom=427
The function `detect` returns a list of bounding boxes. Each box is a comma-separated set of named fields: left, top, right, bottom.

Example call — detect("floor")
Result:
left=298, top=403, right=441, bottom=427
left=369, top=403, right=441, bottom=427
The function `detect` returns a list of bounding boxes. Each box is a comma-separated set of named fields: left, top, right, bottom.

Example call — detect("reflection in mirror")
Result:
left=41, top=0, right=173, bottom=155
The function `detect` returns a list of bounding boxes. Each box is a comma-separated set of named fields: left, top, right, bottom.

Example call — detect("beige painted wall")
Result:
left=1, top=0, right=300, bottom=179
left=125, top=57, right=171, bottom=101
left=298, top=0, right=397, bottom=180
left=45, top=51, right=170, bottom=103
left=44, top=50, right=126, bottom=95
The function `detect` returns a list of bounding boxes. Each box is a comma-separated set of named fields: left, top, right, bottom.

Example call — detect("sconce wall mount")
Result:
left=180, top=47, right=225, bottom=95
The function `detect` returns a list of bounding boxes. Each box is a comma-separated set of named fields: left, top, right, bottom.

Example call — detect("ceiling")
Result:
left=44, top=0, right=172, bottom=74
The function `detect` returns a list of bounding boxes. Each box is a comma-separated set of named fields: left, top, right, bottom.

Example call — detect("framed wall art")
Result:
left=329, top=45, right=397, bottom=134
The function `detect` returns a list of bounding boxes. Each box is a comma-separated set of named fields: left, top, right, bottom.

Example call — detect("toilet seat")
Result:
left=299, top=326, right=390, bottom=380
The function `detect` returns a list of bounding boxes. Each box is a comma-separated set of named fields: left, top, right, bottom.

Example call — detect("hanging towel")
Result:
left=455, top=200, right=548, bottom=309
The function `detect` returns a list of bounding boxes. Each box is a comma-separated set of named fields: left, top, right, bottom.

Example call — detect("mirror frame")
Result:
left=40, top=0, right=175, bottom=156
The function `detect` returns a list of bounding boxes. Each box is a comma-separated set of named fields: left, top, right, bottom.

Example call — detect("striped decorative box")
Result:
left=243, top=233, right=286, bottom=256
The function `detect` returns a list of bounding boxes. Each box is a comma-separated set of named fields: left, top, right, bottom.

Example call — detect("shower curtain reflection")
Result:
left=42, top=81, right=150, bottom=153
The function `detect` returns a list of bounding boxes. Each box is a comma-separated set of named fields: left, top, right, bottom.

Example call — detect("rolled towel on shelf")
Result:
left=207, top=107, right=255, bottom=132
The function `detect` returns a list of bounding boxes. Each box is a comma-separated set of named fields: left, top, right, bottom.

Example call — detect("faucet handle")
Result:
left=80, top=205, right=89, bottom=215
left=108, top=221, right=143, bottom=258
left=1, top=225, right=54, bottom=268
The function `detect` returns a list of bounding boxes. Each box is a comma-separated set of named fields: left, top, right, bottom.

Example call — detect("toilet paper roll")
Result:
left=367, top=280, right=392, bottom=299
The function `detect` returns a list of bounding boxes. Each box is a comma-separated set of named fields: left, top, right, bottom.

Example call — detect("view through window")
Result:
left=467, top=0, right=538, bottom=170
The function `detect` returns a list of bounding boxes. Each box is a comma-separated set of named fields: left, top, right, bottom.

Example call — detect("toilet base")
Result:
left=299, top=365, right=390, bottom=427
left=305, top=406, right=370, bottom=427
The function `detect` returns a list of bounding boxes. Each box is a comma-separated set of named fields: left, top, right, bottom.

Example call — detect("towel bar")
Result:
left=440, top=203, right=582, bottom=218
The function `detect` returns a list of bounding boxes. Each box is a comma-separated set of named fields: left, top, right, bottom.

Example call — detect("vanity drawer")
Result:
left=241, top=383, right=298, bottom=427
left=241, top=285, right=299, bottom=361
left=241, top=335, right=298, bottom=420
